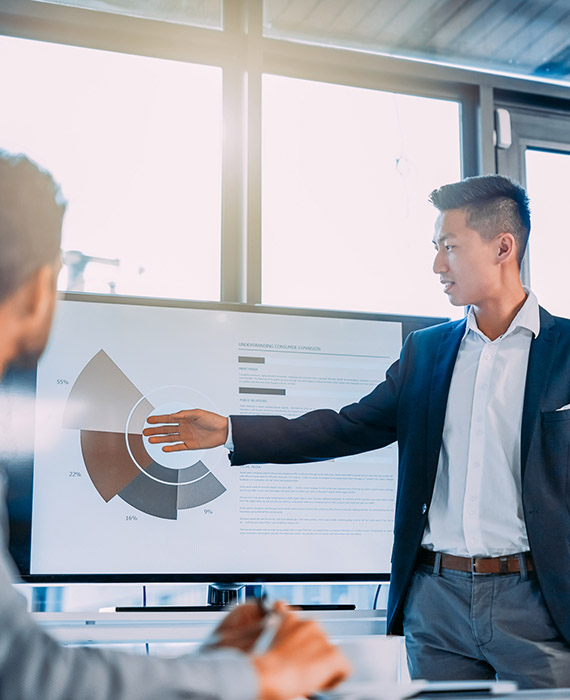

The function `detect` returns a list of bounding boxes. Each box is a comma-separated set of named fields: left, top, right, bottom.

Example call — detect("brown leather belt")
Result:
left=417, top=548, right=534, bottom=575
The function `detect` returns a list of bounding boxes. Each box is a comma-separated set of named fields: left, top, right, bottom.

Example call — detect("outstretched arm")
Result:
left=143, top=409, right=229, bottom=452
left=143, top=344, right=405, bottom=461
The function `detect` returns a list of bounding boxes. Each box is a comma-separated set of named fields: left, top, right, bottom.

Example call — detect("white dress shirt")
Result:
left=422, top=289, right=540, bottom=557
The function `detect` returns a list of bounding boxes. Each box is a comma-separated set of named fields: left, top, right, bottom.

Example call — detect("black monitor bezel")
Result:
left=3, top=292, right=448, bottom=584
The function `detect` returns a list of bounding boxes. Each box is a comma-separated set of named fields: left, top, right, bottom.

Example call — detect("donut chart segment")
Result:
left=177, top=473, right=227, bottom=510
left=65, top=350, right=226, bottom=519
left=80, top=430, right=142, bottom=502
left=119, top=475, right=179, bottom=520
left=63, top=349, right=153, bottom=433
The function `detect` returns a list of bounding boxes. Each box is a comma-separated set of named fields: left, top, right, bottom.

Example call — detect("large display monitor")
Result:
left=2, top=294, right=446, bottom=584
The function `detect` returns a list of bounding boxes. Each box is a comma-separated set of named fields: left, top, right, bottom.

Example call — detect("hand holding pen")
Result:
left=201, top=596, right=278, bottom=652
left=203, top=598, right=350, bottom=700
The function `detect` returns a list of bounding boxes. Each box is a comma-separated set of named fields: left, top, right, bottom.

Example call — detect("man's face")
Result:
left=12, top=260, right=59, bottom=369
left=432, top=208, right=500, bottom=308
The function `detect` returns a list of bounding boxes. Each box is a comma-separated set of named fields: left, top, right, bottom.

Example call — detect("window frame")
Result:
left=3, top=0, right=569, bottom=307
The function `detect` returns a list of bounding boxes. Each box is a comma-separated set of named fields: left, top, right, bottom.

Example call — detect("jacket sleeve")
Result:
left=0, top=484, right=258, bottom=700
left=230, top=345, right=405, bottom=466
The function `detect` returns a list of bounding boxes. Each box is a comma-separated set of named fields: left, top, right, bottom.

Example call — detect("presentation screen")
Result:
left=4, top=294, right=446, bottom=583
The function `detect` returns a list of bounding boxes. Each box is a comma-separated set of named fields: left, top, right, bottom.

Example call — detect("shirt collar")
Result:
left=463, top=287, right=540, bottom=342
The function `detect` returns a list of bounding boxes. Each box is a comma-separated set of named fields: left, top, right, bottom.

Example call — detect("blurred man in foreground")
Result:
left=0, top=149, right=349, bottom=700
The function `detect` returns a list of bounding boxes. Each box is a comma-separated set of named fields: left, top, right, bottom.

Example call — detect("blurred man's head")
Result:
left=0, top=151, right=65, bottom=369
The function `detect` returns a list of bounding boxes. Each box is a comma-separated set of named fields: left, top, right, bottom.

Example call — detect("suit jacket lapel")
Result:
left=426, top=318, right=466, bottom=489
left=521, top=306, right=558, bottom=478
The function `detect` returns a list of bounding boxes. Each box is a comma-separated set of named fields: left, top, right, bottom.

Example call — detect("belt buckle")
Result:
left=470, top=557, right=478, bottom=574
left=472, top=555, right=510, bottom=575
left=499, top=556, right=509, bottom=574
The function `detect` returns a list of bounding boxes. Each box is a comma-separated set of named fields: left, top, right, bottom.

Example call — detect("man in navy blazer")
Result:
left=146, top=175, right=570, bottom=688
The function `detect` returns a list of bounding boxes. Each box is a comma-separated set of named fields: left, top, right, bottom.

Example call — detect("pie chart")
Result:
left=62, top=350, right=226, bottom=520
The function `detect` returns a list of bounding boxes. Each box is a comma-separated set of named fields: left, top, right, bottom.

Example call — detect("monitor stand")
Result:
left=208, top=582, right=246, bottom=607
left=114, top=582, right=246, bottom=612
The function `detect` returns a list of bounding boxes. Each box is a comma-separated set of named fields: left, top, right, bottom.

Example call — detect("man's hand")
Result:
left=203, top=601, right=267, bottom=652
left=206, top=601, right=350, bottom=700
left=252, top=603, right=350, bottom=700
left=142, top=409, right=229, bottom=452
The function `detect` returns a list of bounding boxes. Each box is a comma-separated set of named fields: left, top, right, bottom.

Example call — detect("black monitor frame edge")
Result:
left=5, top=292, right=449, bottom=585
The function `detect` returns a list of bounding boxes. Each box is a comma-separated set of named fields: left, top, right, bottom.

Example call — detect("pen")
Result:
left=252, top=596, right=283, bottom=654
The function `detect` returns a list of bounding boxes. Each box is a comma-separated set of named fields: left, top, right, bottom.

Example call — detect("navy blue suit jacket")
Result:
left=231, top=307, right=570, bottom=641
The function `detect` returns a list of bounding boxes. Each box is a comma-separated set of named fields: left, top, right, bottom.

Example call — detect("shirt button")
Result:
left=472, top=462, right=480, bottom=468
left=481, top=383, right=488, bottom=390
left=421, top=503, right=427, bottom=515
left=470, top=495, right=477, bottom=502
left=485, top=354, right=492, bottom=360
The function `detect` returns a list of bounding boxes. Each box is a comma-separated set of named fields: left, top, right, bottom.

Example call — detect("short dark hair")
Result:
left=429, top=174, right=530, bottom=266
left=0, top=150, right=66, bottom=303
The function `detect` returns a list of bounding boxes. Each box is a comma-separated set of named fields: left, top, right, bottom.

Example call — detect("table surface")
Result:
left=32, top=608, right=388, bottom=644
left=418, top=692, right=570, bottom=699
left=31, top=613, right=570, bottom=698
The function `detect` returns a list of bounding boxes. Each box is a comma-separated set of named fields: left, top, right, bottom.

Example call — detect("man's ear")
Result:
left=496, top=233, right=517, bottom=264
left=15, top=263, right=58, bottom=331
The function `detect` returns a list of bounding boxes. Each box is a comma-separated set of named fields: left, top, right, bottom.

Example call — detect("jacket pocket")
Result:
left=543, top=408, right=570, bottom=424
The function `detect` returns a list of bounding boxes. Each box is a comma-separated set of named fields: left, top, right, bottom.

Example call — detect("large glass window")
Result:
left=32, top=0, right=223, bottom=29
left=262, top=75, right=462, bottom=319
left=525, top=149, right=570, bottom=318
left=0, top=35, right=222, bottom=300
